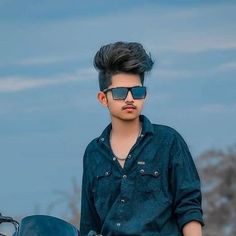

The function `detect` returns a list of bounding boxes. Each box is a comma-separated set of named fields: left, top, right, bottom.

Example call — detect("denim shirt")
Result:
left=80, top=115, right=204, bottom=236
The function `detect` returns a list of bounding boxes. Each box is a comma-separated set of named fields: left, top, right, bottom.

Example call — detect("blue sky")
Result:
left=0, top=0, right=236, bottom=220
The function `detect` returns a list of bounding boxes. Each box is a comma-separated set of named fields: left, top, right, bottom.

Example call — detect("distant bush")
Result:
left=197, top=144, right=236, bottom=236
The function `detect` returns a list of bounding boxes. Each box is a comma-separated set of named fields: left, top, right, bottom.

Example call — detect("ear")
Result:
left=97, top=91, right=108, bottom=107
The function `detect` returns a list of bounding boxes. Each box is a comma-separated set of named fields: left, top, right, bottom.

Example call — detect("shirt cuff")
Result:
left=178, top=211, right=205, bottom=230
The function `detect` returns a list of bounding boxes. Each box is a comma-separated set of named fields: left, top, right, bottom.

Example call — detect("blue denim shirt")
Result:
left=80, top=115, right=204, bottom=236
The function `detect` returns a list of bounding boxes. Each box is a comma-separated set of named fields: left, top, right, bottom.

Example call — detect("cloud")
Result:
left=71, top=3, right=236, bottom=54
left=151, top=68, right=194, bottom=81
left=217, top=61, right=236, bottom=71
left=0, top=53, right=90, bottom=68
left=1, top=2, right=236, bottom=69
left=150, top=66, right=220, bottom=82
left=18, top=55, right=75, bottom=66
left=0, top=3, right=235, bottom=91
left=0, top=76, right=74, bottom=92
left=173, top=103, right=236, bottom=118
left=199, top=103, right=236, bottom=114
left=0, top=68, right=95, bottom=92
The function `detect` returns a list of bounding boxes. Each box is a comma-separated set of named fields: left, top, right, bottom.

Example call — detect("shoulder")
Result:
left=82, top=137, right=101, bottom=172
left=142, top=115, right=183, bottom=143
left=152, top=123, right=191, bottom=155
left=152, top=123, right=185, bottom=143
left=84, top=137, right=99, bottom=156
left=152, top=123, right=179, bottom=135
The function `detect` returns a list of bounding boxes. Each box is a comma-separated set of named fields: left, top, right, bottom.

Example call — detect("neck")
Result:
left=111, top=116, right=141, bottom=137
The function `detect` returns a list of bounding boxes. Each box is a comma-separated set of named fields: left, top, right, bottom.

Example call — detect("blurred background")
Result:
left=0, top=0, right=235, bottom=235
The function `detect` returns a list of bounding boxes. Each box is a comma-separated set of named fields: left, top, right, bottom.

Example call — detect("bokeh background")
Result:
left=0, top=0, right=236, bottom=235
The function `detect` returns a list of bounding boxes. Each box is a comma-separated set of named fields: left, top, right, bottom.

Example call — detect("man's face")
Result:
left=99, top=73, right=146, bottom=122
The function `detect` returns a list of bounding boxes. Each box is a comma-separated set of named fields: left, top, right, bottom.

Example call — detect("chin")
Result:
left=120, top=114, right=140, bottom=121
left=111, top=111, right=141, bottom=122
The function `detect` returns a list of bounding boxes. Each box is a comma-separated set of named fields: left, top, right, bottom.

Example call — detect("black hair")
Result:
left=93, top=41, right=154, bottom=91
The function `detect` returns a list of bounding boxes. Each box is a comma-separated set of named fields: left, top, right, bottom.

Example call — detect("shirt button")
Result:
left=116, top=222, right=121, bottom=227
left=100, top=138, right=104, bottom=142
left=140, top=134, right=144, bottom=138
left=121, top=199, right=125, bottom=203
left=154, top=171, right=159, bottom=176
left=140, top=169, right=145, bottom=174
left=123, top=174, right=127, bottom=178
left=105, top=171, right=110, bottom=176
left=127, top=154, right=132, bottom=159
left=113, top=157, right=116, bottom=161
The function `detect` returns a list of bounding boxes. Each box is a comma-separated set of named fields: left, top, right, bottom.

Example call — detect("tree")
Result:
left=196, top=144, right=236, bottom=236
left=47, top=177, right=81, bottom=228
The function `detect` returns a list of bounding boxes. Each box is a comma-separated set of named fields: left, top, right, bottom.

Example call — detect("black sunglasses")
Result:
left=103, top=86, right=146, bottom=100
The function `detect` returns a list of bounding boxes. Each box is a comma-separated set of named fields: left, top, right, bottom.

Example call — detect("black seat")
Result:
left=17, top=215, right=79, bottom=236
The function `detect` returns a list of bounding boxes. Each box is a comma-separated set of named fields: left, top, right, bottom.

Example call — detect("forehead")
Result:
left=110, top=73, right=142, bottom=87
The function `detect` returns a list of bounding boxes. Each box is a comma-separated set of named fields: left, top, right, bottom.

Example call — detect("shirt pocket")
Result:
left=136, top=164, right=161, bottom=193
left=93, top=166, right=113, bottom=201
left=92, top=166, right=114, bottom=219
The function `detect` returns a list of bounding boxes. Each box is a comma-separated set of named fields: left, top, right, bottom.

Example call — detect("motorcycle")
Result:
left=0, top=213, right=80, bottom=236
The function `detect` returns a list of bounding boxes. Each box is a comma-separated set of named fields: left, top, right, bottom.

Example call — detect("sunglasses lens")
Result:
left=109, top=86, right=146, bottom=100
left=112, top=88, right=128, bottom=100
left=131, top=87, right=146, bottom=99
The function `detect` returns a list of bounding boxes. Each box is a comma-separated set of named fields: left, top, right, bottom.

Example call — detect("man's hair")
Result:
left=93, top=41, right=154, bottom=91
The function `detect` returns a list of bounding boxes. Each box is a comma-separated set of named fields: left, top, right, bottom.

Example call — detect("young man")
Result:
left=80, top=42, right=204, bottom=236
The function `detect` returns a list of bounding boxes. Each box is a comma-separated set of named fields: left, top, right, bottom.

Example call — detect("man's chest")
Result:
left=88, top=144, right=173, bottom=229
left=90, top=141, right=171, bottom=198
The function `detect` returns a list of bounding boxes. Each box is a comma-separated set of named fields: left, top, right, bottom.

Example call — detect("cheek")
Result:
left=108, top=102, right=118, bottom=109
left=137, top=100, right=145, bottom=109
left=107, top=101, right=122, bottom=113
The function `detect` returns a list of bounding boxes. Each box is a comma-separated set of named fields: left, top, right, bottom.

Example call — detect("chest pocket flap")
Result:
left=136, top=164, right=161, bottom=192
left=96, top=168, right=112, bottom=179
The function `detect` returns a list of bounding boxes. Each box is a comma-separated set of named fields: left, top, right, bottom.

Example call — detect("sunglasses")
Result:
left=103, top=86, right=146, bottom=100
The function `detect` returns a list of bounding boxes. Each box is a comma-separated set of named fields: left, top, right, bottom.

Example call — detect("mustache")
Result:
left=122, top=104, right=137, bottom=110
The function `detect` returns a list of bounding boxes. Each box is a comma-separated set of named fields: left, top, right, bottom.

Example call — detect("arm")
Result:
left=183, top=221, right=202, bottom=236
left=80, top=151, right=101, bottom=236
left=169, top=133, right=204, bottom=232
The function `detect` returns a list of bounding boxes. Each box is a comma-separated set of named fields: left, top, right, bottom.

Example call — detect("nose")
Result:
left=125, top=91, right=134, bottom=102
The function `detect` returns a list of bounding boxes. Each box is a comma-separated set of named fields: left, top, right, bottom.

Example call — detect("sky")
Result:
left=0, top=0, right=236, bottom=222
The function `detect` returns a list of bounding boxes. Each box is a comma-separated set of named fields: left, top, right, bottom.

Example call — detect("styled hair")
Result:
left=93, top=41, right=154, bottom=91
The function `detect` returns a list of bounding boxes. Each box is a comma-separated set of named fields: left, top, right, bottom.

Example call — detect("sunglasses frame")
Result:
left=103, top=86, right=147, bottom=100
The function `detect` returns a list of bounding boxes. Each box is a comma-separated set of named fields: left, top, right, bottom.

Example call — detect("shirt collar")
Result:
left=139, top=115, right=154, bottom=136
left=98, top=115, right=154, bottom=144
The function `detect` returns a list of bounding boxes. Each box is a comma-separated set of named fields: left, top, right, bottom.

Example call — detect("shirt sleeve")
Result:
left=80, top=150, right=101, bottom=236
left=169, top=132, right=204, bottom=230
